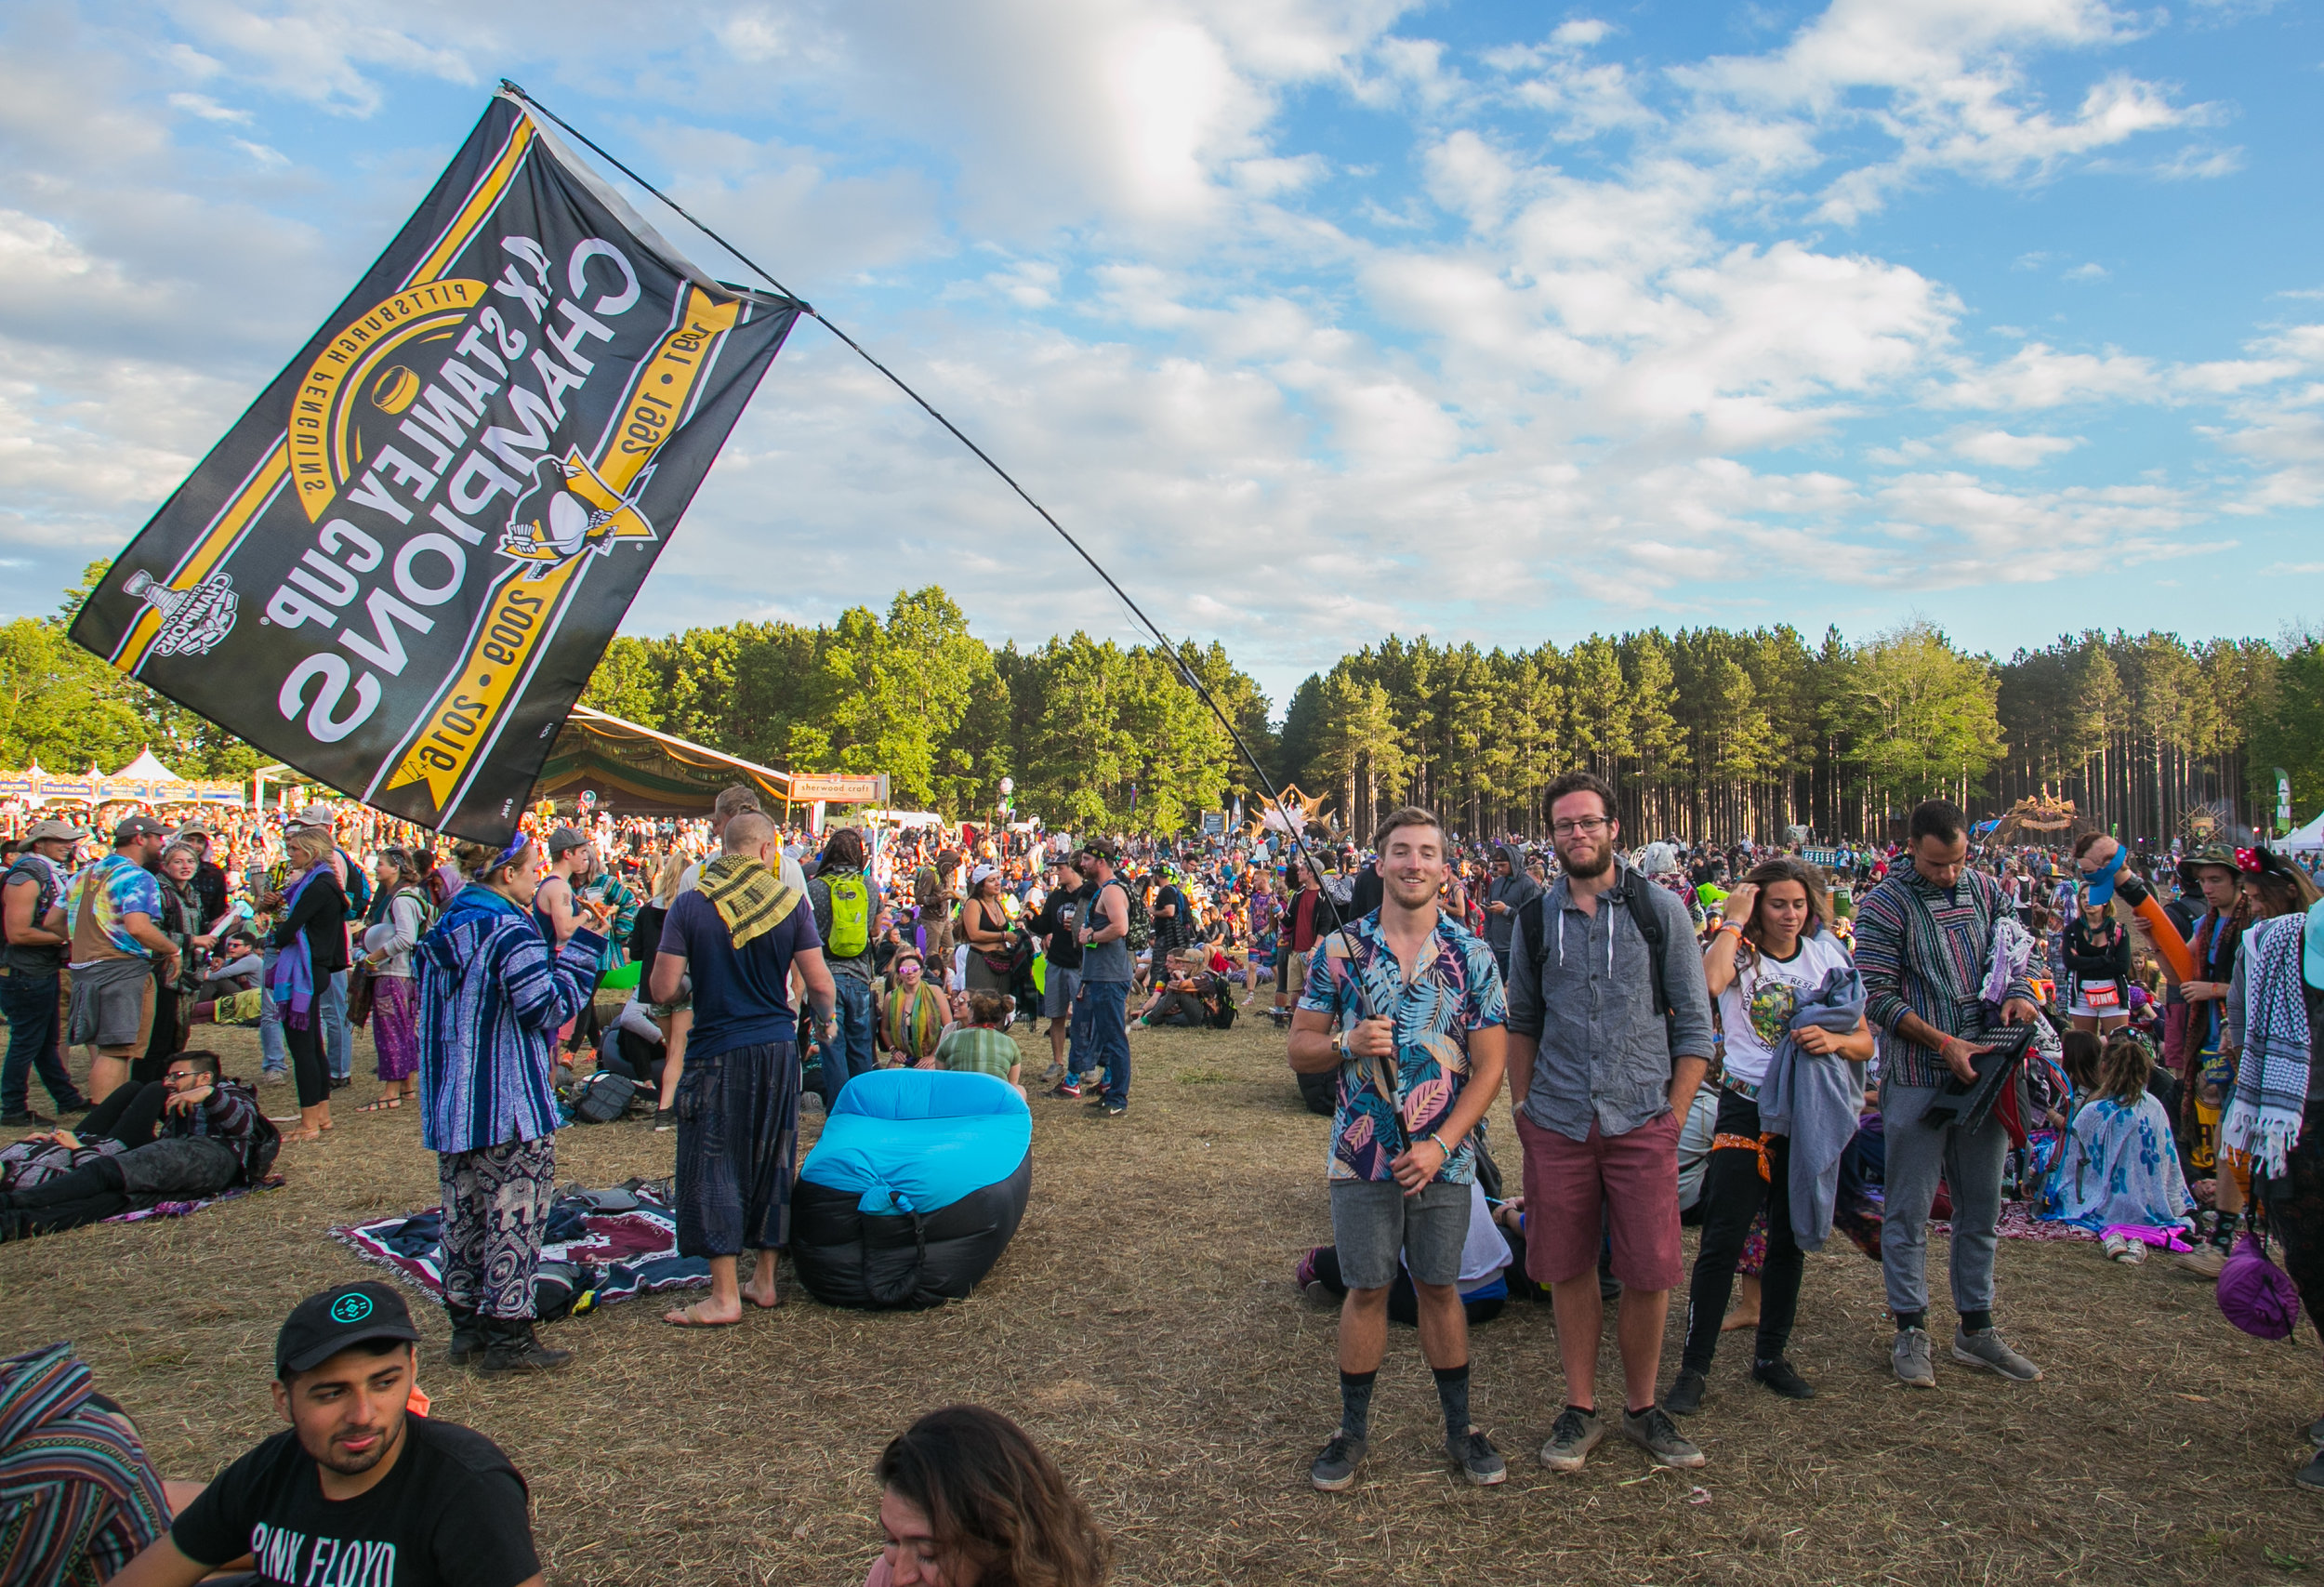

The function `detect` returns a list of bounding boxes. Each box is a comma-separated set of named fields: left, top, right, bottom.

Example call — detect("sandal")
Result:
left=355, top=1095, right=403, bottom=1112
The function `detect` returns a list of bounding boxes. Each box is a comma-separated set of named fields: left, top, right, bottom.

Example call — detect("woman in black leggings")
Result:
left=269, top=827, right=348, bottom=1143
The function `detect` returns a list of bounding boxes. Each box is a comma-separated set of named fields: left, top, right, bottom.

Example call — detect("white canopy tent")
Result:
left=2283, top=810, right=2324, bottom=853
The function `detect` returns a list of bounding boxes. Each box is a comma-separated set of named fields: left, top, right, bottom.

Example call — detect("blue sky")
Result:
left=4, top=0, right=2320, bottom=705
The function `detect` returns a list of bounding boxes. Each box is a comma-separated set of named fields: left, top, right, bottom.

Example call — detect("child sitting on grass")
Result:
left=2048, top=1033, right=2195, bottom=1261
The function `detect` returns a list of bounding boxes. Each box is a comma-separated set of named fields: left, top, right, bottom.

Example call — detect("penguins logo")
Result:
left=498, top=452, right=658, bottom=577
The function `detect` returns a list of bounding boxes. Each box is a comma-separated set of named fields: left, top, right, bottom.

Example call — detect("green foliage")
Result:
left=0, top=561, right=262, bottom=779
left=2251, top=636, right=2324, bottom=826
left=578, top=590, right=1267, bottom=834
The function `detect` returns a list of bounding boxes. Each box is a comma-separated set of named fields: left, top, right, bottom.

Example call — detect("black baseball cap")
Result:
left=275, top=1281, right=421, bottom=1379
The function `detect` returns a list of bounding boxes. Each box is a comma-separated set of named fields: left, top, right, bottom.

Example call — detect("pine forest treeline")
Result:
left=3, top=565, right=2315, bottom=845
left=576, top=591, right=2324, bottom=845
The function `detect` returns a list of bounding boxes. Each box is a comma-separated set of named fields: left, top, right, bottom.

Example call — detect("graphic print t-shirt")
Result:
left=170, top=1415, right=539, bottom=1587
left=1715, top=930, right=1855, bottom=1088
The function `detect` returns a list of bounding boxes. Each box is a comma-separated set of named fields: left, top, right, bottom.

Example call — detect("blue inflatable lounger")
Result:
left=792, top=1068, right=1032, bottom=1310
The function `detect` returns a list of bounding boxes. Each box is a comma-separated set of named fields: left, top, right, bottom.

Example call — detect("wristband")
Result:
left=1716, top=922, right=1743, bottom=939
left=1427, top=1131, right=1453, bottom=1157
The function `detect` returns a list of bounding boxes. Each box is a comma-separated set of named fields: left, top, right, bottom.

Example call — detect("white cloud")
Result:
left=1949, top=429, right=2082, bottom=467
left=0, top=0, right=2309, bottom=673
left=165, top=91, right=248, bottom=124
left=2063, top=261, right=2107, bottom=281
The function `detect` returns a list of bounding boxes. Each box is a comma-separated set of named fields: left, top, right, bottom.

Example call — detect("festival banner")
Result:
left=69, top=91, right=800, bottom=841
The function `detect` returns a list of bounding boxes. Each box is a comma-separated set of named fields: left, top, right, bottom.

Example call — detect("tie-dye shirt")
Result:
left=63, top=854, right=165, bottom=961
left=1299, top=910, right=1507, bottom=1185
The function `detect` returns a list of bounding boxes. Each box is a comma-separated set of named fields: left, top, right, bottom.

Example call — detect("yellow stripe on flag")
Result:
left=112, top=114, right=535, bottom=675
left=380, top=287, right=745, bottom=816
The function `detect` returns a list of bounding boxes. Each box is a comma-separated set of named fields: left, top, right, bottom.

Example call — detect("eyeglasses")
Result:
left=1551, top=817, right=1611, bottom=837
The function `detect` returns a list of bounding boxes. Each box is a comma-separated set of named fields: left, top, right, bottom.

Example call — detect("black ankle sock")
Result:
left=1339, top=1369, right=1377, bottom=1441
left=1626, top=1401, right=1655, bottom=1418
left=1564, top=1400, right=1595, bottom=1418
left=1432, top=1363, right=1471, bottom=1439
left=1895, top=1310, right=1926, bottom=1333
left=1960, top=1309, right=1992, bottom=1334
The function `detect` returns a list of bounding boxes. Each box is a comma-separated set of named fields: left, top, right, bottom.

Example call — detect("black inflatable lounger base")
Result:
left=791, top=1153, right=1032, bottom=1311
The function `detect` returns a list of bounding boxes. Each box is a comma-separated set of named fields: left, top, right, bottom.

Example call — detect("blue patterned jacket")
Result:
left=416, top=884, right=604, bottom=1156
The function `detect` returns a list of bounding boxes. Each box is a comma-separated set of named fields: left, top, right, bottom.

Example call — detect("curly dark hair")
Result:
left=876, top=1406, right=1111, bottom=1587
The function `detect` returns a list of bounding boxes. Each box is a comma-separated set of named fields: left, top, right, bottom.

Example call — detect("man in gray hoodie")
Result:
left=1481, top=843, right=1541, bottom=976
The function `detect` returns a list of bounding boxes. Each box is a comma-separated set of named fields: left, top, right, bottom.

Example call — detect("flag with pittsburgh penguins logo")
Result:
left=69, top=91, right=799, bottom=842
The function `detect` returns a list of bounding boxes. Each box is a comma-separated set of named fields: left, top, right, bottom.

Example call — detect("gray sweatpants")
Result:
left=1879, top=1080, right=2009, bottom=1319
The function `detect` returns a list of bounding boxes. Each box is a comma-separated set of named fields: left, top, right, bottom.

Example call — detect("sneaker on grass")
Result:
left=1663, top=1368, right=1707, bottom=1418
left=2299, top=1448, right=2324, bottom=1493
left=1951, top=1327, right=2042, bottom=1382
left=1537, top=1407, right=1604, bottom=1474
left=1892, top=1327, right=1936, bottom=1388
left=1446, top=1426, right=1506, bottom=1486
left=1310, top=1434, right=1366, bottom=1492
left=2175, top=1244, right=2227, bottom=1280
left=1750, top=1357, right=1815, bottom=1400
left=1620, top=1405, right=1706, bottom=1469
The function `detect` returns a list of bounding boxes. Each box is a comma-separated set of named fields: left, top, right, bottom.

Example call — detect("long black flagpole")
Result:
left=498, top=80, right=1380, bottom=1028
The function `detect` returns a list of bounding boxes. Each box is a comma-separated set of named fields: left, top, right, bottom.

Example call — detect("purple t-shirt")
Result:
left=662, top=889, right=822, bottom=1059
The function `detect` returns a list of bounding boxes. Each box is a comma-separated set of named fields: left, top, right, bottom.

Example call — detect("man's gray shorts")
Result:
left=1330, top=1178, right=1469, bottom=1290
left=66, top=958, right=156, bottom=1051
left=1043, top=964, right=1081, bottom=1019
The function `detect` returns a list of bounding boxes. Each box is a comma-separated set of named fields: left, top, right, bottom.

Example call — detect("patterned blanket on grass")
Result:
left=102, top=1175, right=285, bottom=1224
left=331, top=1184, right=710, bottom=1310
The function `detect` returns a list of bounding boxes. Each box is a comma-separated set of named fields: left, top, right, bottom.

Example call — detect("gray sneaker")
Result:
left=1310, top=1433, right=1366, bottom=1492
left=1537, top=1407, right=1605, bottom=1473
left=1446, top=1426, right=1507, bottom=1486
left=1620, top=1405, right=1707, bottom=1469
left=1893, top=1326, right=1935, bottom=1388
left=1952, top=1326, right=2042, bottom=1382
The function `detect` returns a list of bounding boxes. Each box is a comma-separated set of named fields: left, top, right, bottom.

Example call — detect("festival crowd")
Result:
left=5, top=770, right=2324, bottom=1582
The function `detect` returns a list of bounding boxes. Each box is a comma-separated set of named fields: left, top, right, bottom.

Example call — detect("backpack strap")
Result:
left=1520, top=874, right=1670, bottom=1023
left=1520, top=893, right=1549, bottom=987
left=1621, top=873, right=1672, bottom=1023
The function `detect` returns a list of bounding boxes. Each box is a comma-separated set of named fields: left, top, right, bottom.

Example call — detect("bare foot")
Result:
left=663, top=1299, right=742, bottom=1328
left=740, top=1277, right=783, bottom=1310
left=1720, top=1308, right=1760, bottom=1332
left=278, top=1128, right=324, bottom=1144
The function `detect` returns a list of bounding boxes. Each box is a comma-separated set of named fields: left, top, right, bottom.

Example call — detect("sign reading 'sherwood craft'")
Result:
left=71, top=91, right=799, bottom=842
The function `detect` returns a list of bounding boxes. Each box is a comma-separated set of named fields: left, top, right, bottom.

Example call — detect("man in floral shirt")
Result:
left=1291, top=808, right=1508, bottom=1493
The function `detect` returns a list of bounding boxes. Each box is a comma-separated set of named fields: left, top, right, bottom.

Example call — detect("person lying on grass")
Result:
left=0, top=1050, right=273, bottom=1238
left=108, top=1280, right=546, bottom=1587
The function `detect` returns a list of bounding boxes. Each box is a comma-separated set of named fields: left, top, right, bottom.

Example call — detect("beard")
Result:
left=1561, top=841, right=1614, bottom=879
left=313, top=1416, right=402, bottom=1476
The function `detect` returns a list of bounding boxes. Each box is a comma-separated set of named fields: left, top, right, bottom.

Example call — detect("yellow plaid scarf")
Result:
left=697, top=855, right=800, bottom=950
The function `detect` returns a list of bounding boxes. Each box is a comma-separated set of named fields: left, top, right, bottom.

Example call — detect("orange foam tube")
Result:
left=2133, top=893, right=2197, bottom=985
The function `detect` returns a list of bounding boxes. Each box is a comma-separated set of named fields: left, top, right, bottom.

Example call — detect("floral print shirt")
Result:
left=1299, top=911, right=1507, bottom=1184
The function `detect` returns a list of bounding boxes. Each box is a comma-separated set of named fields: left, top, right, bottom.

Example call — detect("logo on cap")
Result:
left=329, top=1291, right=375, bottom=1324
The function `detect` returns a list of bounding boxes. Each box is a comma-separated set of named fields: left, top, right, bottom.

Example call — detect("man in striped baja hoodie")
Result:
left=1853, top=800, right=2045, bottom=1392
left=416, top=836, right=604, bottom=1380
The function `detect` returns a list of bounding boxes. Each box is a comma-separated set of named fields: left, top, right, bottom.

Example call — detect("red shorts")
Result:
left=1515, top=1108, right=1684, bottom=1292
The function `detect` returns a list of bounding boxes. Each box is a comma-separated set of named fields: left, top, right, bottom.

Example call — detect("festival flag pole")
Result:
left=495, top=81, right=1378, bottom=1021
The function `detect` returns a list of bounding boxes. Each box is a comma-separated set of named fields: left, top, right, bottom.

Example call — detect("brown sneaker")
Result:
left=2175, top=1245, right=2228, bottom=1280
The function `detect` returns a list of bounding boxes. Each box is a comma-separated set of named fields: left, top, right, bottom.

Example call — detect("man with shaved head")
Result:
left=650, top=809, right=838, bottom=1328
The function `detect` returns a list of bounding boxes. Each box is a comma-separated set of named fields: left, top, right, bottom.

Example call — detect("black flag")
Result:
left=70, top=92, right=799, bottom=841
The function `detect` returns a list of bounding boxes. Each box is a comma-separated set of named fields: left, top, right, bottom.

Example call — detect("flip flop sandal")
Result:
left=354, top=1097, right=403, bottom=1112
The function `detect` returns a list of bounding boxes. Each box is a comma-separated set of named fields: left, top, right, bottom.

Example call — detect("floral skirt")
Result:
left=371, top=975, right=420, bottom=1082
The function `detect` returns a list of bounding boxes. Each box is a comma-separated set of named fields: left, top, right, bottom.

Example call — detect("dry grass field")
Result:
left=6, top=1014, right=2324, bottom=1584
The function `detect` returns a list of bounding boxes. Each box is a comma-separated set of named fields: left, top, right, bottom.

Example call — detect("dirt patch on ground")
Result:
left=6, top=1018, right=2324, bottom=1584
